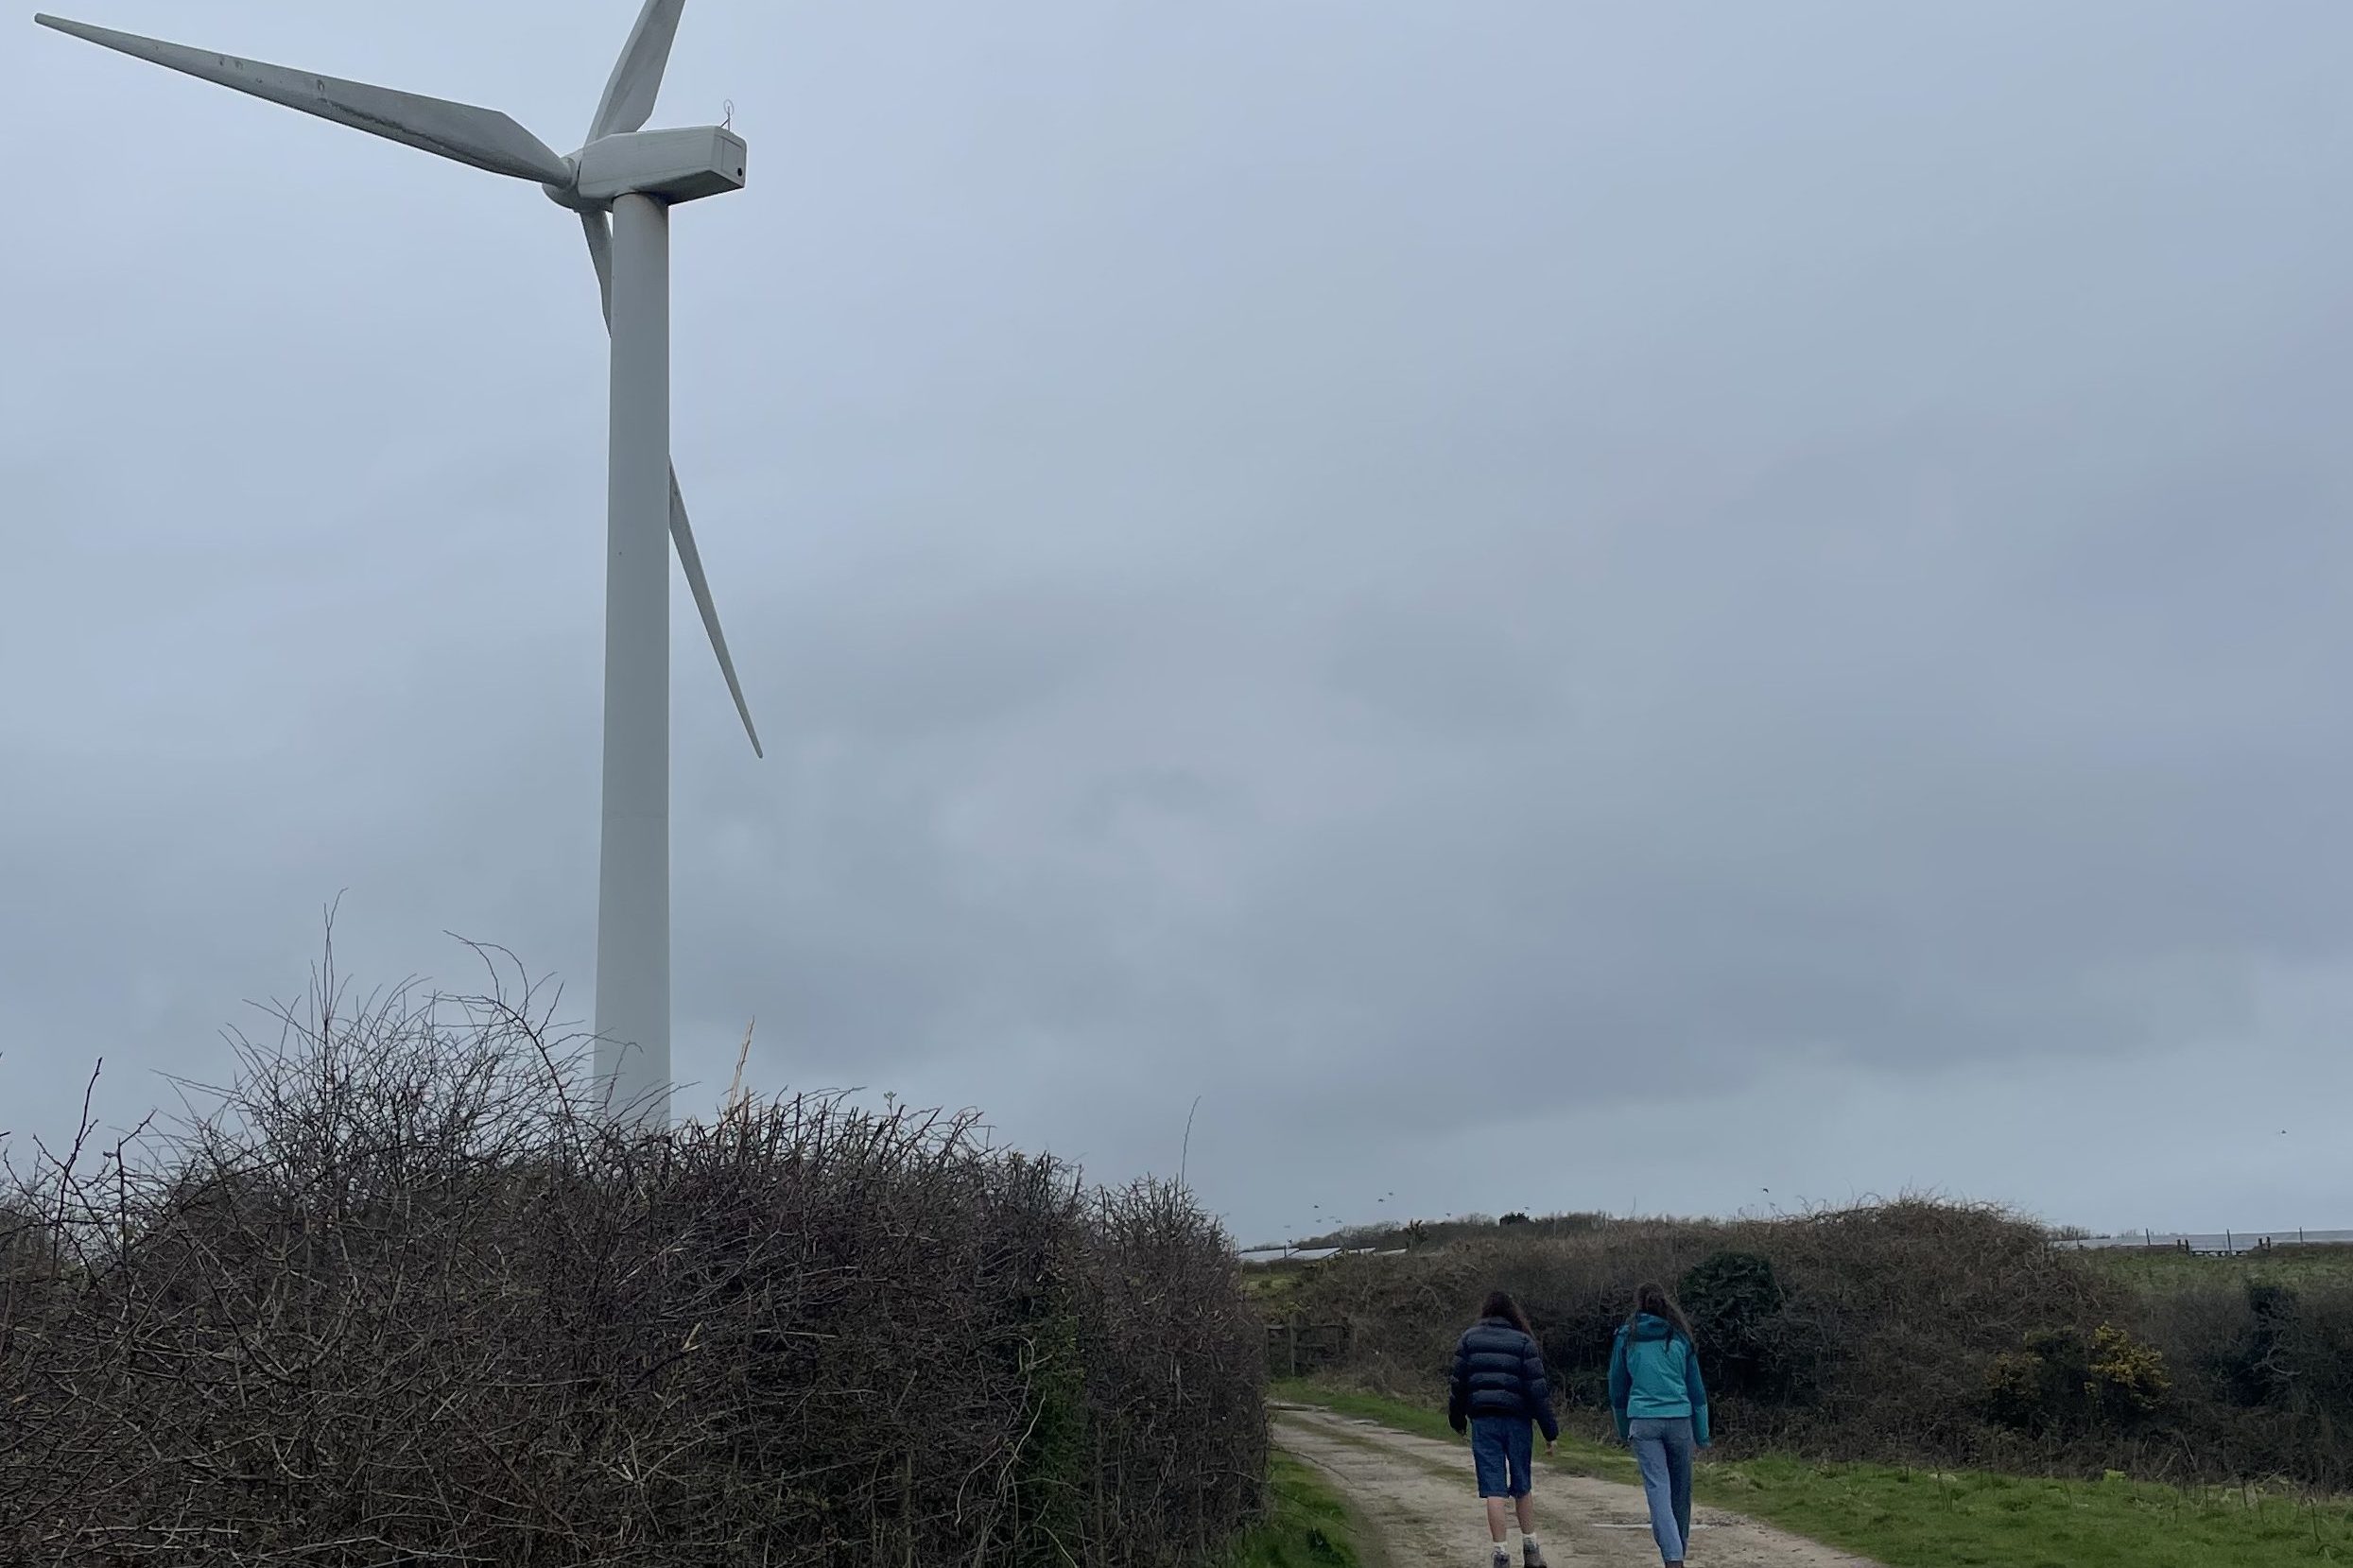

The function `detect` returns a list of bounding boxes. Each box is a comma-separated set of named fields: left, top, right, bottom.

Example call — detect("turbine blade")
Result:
left=588, top=0, right=686, bottom=141
left=667, top=477, right=765, bottom=759
left=580, top=210, right=764, bottom=758
left=35, top=14, right=571, bottom=185
left=580, top=206, right=617, bottom=329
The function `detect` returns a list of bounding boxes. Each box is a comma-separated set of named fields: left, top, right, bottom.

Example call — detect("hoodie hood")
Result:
left=1629, top=1313, right=1679, bottom=1342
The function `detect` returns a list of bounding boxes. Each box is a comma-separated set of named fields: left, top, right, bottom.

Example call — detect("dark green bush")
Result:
left=2219, top=1281, right=2299, bottom=1406
left=1679, top=1250, right=1787, bottom=1397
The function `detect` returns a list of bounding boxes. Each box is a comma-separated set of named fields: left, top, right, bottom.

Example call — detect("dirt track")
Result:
left=1272, top=1405, right=1877, bottom=1567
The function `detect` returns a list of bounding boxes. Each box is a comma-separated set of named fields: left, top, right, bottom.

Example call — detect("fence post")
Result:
left=1287, top=1320, right=1299, bottom=1380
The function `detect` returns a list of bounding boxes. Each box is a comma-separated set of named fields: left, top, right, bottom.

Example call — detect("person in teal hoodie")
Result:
left=1608, top=1283, right=1711, bottom=1568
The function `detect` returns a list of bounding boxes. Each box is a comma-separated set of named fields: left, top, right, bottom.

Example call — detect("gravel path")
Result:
left=1272, top=1404, right=1879, bottom=1568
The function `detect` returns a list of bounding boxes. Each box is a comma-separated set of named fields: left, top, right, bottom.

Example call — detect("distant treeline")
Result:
left=1272, top=1210, right=1615, bottom=1254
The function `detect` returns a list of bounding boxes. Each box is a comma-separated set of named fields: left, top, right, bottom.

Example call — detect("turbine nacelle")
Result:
left=561, top=126, right=747, bottom=208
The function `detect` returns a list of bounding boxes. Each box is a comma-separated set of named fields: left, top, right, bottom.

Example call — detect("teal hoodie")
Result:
left=1608, top=1314, right=1711, bottom=1446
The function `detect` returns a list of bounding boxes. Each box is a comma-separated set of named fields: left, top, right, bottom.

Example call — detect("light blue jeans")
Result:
left=1627, top=1417, right=1695, bottom=1562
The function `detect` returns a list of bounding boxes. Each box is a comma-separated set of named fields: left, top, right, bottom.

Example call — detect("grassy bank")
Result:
left=1215, top=1453, right=1364, bottom=1568
left=1276, top=1382, right=2353, bottom=1567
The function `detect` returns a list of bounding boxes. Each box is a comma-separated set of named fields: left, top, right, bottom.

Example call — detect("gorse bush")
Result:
left=0, top=956, right=1265, bottom=1566
left=2086, top=1324, right=2171, bottom=1420
left=1983, top=1324, right=2169, bottom=1433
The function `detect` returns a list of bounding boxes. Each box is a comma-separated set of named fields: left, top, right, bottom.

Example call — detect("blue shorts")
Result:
left=1470, top=1417, right=1534, bottom=1498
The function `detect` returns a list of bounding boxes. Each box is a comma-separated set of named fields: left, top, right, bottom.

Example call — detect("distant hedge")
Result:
left=1281, top=1200, right=2353, bottom=1490
left=0, top=971, right=1264, bottom=1565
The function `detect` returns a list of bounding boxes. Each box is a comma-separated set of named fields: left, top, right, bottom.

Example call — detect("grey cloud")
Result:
left=7, top=0, right=2353, bottom=1242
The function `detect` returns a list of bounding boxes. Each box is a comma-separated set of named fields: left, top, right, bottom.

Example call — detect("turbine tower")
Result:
left=36, top=0, right=761, bottom=1129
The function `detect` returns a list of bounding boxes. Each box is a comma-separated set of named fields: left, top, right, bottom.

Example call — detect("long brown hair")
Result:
left=1629, top=1281, right=1696, bottom=1344
left=1480, top=1290, right=1534, bottom=1337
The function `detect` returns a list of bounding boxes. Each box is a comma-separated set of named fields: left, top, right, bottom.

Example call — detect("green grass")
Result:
left=1273, top=1382, right=2353, bottom=1567
left=1240, top=1263, right=1307, bottom=1306
left=2093, top=1245, right=2353, bottom=1295
left=1210, top=1451, right=1365, bottom=1568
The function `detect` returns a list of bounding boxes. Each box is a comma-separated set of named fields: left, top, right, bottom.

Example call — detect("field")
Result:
left=1280, top=1382, right=2353, bottom=1567
left=2092, top=1244, right=2353, bottom=1295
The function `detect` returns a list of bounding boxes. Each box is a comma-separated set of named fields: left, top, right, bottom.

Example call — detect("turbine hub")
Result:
left=542, top=154, right=584, bottom=209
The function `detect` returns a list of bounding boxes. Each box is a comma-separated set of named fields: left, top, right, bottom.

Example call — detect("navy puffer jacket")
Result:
left=1448, top=1316, right=1560, bottom=1440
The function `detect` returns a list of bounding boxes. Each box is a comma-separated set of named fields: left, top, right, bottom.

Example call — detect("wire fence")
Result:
left=2054, top=1228, right=2353, bottom=1255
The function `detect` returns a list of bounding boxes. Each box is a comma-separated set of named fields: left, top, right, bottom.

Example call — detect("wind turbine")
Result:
left=36, top=0, right=761, bottom=1129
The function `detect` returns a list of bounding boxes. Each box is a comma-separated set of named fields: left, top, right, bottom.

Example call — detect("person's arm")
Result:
left=1607, top=1328, right=1632, bottom=1443
left=1523, top=1334, right=1561, bottom=1445
left=1685, top=1340, right=1712, bottom=1448
left=1448, top=1333, right=1470, bottom=1434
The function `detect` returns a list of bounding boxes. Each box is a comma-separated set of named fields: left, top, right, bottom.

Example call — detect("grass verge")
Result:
left=1211, top=1450, right=1365, bottom=1568
left=1273, top=1381, right=2353, bottom=1567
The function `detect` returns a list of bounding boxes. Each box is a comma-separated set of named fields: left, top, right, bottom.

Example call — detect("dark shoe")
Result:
left=1522, top=1542, right=1548, bottom=1568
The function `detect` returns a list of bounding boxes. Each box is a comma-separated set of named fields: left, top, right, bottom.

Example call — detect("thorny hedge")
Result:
left=0, top=956, right=1265, bottom=1565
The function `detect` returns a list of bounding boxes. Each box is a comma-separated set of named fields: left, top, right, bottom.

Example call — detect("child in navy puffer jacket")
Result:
left=1447, top=1290, right=1560, bottom=1568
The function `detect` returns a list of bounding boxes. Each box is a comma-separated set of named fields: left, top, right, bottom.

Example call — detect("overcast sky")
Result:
left=5, top=1, right=2351, bottom=1246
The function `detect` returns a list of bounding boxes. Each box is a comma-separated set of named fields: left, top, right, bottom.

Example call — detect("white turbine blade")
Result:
left=581, top=209, right=764, bottom=758
left=35, top=14, right=571, bottom=185
left=667, top=474, right=765, bottom=758
left=581, top=206, right=618, bottom=327
left=588, top=0, right=686, bottom=141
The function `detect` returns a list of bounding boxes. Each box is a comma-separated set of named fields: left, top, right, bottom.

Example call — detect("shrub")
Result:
left=1984, top=1323, right=2169, bottom=1434
left=2086, top=1324, right=2170, bottom=1419
left=1678, top=1250, right=1788, bottom=1397
left=0, top=961, right=1263, bottom=1566
left=2218, top=1281, right=2299, bottom=1406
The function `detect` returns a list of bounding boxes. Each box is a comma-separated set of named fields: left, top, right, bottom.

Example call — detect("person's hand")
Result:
left=1545, top=1439, right=1557, bottom=1456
